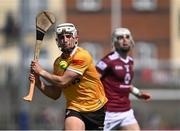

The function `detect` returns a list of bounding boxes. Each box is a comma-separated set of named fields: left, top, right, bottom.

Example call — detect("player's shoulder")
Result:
left=72, top=47, right=92, bottom=65
left=97, top=51, right=117, bottom=65
left=77, top=47, right=90, bottom=54
left=104, top=51, right=134, bottom=64
left=107, top=51, right=119, bottom=61
left=75, top=47, right=91, bottom=58
left=127, top=56, right=134, bottom=62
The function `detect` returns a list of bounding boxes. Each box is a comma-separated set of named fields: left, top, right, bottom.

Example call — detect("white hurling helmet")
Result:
left=56, top=23, right=78, bottom=37
left=112, top=28, right=135, bottom=47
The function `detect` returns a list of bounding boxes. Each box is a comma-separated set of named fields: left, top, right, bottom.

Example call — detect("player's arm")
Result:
left=31, top=60, right=80, bottom=87
left=39, top=68, right=80, bottom=87
left=29, top=71, right=62, bottom=100
left=31, top=60, right=80, bottom=98
left=96, top=59, right=108, bottom=78
left=130, top=86, right=151, bottom=101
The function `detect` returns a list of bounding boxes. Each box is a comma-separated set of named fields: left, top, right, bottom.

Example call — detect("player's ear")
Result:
left=74, top=35, right=79, bottom=45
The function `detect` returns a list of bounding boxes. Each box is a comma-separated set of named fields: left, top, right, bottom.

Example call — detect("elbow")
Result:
left=57, top=80, right=70, bottom=88
left=50, top=89, right=62, bottom=100
left=61, top=81, right=68, bottom=86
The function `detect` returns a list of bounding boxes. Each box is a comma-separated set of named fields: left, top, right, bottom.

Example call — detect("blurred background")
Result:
left=0, top=0, right=180, bottom=130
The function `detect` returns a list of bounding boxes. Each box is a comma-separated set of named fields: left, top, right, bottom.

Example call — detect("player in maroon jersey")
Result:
left=96, top=28, right=151, bottom=130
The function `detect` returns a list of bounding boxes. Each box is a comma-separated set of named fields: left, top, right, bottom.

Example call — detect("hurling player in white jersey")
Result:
left=96, top=28, right=151, bottom=130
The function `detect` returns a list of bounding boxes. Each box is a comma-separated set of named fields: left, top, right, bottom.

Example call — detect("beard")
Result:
left=116, top=47, right=130, bottom=53
left=61, top=46, right=75, bottom=54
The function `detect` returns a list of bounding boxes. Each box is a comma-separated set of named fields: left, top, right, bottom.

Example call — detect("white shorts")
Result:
left=103, top=109, right=138, bottom=131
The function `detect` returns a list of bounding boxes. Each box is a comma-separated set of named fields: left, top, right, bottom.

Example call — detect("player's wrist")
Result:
left=131, top=86, right=140, bottom=96
left=39, top=69, right=46, bottom=77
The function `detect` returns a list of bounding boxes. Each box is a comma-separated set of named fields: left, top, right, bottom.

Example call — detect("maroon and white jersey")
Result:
left=96, top=51, right=134, bottom=112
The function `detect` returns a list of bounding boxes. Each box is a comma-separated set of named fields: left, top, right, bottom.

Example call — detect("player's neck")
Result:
left=116, top=50, right=128, bottom=59
left=119, top=52, right=127, bottom=59
left=61, top=46, right=76, bottom=58
left=61, top=53, right=70, bottom=59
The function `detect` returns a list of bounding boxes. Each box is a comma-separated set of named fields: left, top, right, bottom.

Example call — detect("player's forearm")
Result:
left=130, top=86, right=142, bottom=99
left=39, top=69, right=68, bottom=88
left=36, top=79, right=62, bottom=100
left=130, top=86, right=151, bottom=100
left=131, top=86, right=140, bottom=96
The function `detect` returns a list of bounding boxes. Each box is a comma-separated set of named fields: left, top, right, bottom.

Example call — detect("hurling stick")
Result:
left=23, top=11, right=55, bottom=102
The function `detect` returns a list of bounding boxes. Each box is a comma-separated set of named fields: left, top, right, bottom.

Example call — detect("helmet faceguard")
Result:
left=55, top=23, right=78, bottom=55
left=112, top=28, right=135, bottom=49
left=56, top=23, right=78, bottom=38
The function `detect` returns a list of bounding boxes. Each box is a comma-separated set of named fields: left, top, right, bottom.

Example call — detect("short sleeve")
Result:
left=67, top=50, right=92, bottom=75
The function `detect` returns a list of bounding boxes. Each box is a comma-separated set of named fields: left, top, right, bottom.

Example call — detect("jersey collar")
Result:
left=70, top=46, right=78, bottom=57
left=114, top=51, right=130, bottom=63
